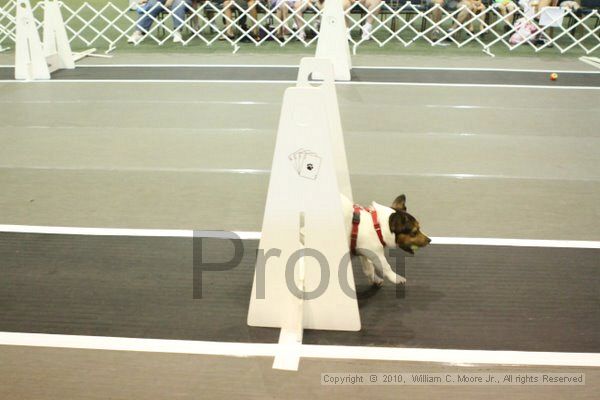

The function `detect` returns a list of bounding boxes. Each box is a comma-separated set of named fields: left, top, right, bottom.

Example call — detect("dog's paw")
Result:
left=371, top=275, right=384, bottom=287
left=393, top=275, right=406, bottom=285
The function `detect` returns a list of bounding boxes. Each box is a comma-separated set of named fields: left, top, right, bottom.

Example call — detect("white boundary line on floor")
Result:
left=1, top=224, right=599, bottom=248
left=1, top=79, right=599, bottom=90
left=1, top=64, right=599, bottom=74
left=78, top=64, right=300, bottom=69
left=0, top=165, right=598, bottom=182
left=0, top=331, right=598, bottom=367
left=357, top=66, right=600, bottom=74
left=0, top=163, right=592, bottom=179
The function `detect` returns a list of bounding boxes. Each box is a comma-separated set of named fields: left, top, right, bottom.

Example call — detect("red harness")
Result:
left=350, top=204, right=387, bottom=255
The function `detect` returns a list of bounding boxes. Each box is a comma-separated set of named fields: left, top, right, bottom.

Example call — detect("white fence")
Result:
left=0, top=0, right=598, bottom=55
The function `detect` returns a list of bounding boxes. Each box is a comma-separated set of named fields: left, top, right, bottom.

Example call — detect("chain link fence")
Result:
left=0, top=0, right=598, bottom=55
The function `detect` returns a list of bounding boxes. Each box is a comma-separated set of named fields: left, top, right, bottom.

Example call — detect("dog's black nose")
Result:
left=426, top=237, right=432, bottom=244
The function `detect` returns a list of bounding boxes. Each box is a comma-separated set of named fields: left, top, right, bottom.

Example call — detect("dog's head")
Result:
left=388, top=194, right=431, bottom=254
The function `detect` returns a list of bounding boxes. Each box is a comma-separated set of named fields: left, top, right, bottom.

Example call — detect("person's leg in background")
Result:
left=330, top=0, right=380, bottom=40
left=138, top=0, right=166, bottom=32
left=448, top=0, right=474, bottom=36
left=281, top=1, right=291, bottom=39
left=428, top=0, right=446, bottom=39
left=295, top=0, right=323, bottom=39
left=533, top=0, right=557, bottom=11
left=246, top=0, right=261, bottom=40
left=222, top=0, right=257, bottom=40
left=360, top=0, right=382, bottom=40
left=170, top=0, right=193, bottom=43
left=342, top=0, right=357, bottom=33
left=532, top=0, right=558, bottom=46
left=272, top=0, right=286, bottom=39
left=223, top=0, right=238, bottom=38
left=469, top=0, right=485, bottom=33
left=293, top=0, right=310, bottom=40
left=497, top=1, right=518, bottom=31
left=128, top=0, right=166, bottom=43
left=189, top=0, right=200, bottom=31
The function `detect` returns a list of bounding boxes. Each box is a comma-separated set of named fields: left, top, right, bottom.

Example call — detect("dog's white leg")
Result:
left=371, top=249, right=406, bottom=285
left=359, top=255, right=384, bottom=286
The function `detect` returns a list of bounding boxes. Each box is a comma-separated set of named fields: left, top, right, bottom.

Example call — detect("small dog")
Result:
left=346, top=195, right=431, bottom=286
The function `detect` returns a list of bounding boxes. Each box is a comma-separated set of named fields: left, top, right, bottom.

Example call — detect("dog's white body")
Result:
left=342, top=197, right=407, bottom=285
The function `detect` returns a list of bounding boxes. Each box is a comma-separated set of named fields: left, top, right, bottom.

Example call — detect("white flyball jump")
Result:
left=315, top=0, right=352, bottom=81
left=247, top=58, right=360, bottom=371
left=15, top=0, right=75, bottom=80
left=43, top=0, right=75, bottom=71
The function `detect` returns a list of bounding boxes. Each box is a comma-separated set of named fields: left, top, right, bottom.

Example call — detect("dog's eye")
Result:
left=410, top=231, right=417, bottom=237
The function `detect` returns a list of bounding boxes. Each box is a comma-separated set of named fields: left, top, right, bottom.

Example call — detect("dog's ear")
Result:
left=391, top=194, right=407, bottom=212
left=389, top=211, right=415, bottom=235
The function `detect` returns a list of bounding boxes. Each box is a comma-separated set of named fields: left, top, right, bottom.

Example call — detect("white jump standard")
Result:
left=315, top=0, right=352, bottom=81
left=247, top=58, right=359, bottom=371
left=14, top=0, right=91, bottom=80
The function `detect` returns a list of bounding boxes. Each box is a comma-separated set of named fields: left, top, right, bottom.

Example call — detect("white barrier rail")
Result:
left=0, top=0, right=598, bottom=56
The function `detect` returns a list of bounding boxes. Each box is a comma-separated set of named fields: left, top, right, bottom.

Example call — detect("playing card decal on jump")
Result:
left=289, top=148, right=321, bottom=180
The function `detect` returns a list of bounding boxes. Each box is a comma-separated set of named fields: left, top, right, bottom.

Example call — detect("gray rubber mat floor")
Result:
left=1, top=232, right=598, bottom=353
left=1, top=348, right=598, bottom=400
left=1, top=65, right=599, bottom=87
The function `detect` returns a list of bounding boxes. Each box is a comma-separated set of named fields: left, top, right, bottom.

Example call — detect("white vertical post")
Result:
left=247, top=57, right=360, bottom=371
left=15, top=0, right=50, bottom=80
left=43, top=0, right=75, bottom=72
left=315, top=0, right=352, bottom=81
